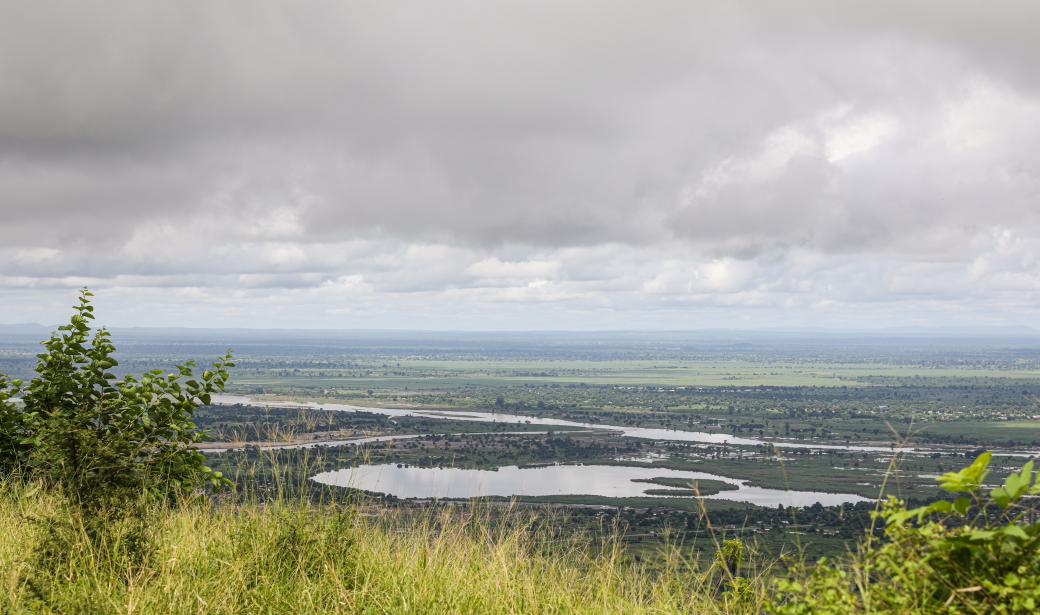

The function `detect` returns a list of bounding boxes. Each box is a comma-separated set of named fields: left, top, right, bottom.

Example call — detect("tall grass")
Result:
left=0, top=478, right=769, bottom=614
left=11, top=443, right=1033, bottom=613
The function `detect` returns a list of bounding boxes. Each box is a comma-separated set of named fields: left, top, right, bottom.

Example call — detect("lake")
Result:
left=310, top=463, right=872, bottom=507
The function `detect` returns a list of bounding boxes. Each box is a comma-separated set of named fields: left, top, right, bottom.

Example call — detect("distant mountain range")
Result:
left=0, top=322, right=1037, bottom=340
left=0, top=323, right=52, bottom=336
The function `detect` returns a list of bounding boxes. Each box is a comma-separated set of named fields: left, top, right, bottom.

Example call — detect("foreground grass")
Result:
left=0, top=482, right=764, bottom=614
left=7, top=449, right=1037, bottom=614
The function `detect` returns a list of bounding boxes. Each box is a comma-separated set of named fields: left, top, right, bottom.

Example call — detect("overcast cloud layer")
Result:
left=2, top=0, right=1039, bottom=330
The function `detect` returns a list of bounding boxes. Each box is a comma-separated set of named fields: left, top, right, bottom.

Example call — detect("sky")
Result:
left=2, top=1, right=1039, bottom=331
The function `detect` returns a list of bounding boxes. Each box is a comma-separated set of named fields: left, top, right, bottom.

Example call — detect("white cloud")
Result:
left=823, top=111, right=898, bottom=162
left=2, top=1, right=1040, bottom=329
left=466, top=258, right=560, bottom=282
left=14, top=248, right=61, bottom=265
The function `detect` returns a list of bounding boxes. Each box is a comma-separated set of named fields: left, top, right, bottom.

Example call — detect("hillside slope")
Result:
left=1, top=483, right=751, bottom=614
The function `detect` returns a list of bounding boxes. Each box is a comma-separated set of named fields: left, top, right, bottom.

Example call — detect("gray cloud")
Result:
left=1, top=1, right=1039, bottom=328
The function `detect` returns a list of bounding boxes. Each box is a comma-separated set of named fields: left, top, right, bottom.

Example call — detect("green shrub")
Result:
left=770, top=451, right=1040, bottom=614
left=0, top=289, right=234, bottom=511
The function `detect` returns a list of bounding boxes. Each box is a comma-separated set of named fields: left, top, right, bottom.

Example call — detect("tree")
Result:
left=0, top=289, right=234, bottom=510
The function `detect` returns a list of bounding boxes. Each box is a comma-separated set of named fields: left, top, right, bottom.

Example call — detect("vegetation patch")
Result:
left=632, top=476, right=739, bottom=496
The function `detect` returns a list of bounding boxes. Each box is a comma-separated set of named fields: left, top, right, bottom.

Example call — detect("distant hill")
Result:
left=2, top=323, right=1036, bottom=339
left=0, top=323, right=52, bottom=338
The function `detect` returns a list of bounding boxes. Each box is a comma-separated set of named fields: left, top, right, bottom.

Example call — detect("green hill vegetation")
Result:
left=2, top=292, right=1039, bottom=613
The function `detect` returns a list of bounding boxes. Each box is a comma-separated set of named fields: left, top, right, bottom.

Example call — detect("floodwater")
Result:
left=310, top=463, right=871, bottom=507
left=212, top=394, right=914, bottom=453
left=211, top=395, right=882, bottom=506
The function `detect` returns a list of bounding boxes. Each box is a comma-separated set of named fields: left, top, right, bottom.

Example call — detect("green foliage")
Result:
left=0, top=481, right=750, bottom=614
left=716, top=538, right=747, bottom=577
left=770, top=451, right=1040, bottom=614
left=0, top=289, right=234, bottom=510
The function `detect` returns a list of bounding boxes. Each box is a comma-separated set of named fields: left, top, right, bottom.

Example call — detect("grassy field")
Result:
left=4, top=465, right=1036, bottom=614
left=229, top=358, right=1040, bottom=391
left=1, top=482, right=763, bottom=614
left=915, top=419, right=1040, bottom=443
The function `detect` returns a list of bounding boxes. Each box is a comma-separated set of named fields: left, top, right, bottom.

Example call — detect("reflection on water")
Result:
left=310, top=463, right=871, bottom=507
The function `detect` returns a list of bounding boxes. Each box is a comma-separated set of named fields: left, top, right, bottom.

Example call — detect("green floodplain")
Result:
left=5, top=328, right=1040, bottom=562
left=5, top=325, right=1040, bottom=612
left=230, top=358, right=1040, bottom=389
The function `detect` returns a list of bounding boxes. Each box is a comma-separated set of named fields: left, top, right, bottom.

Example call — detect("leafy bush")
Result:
left=0, top=290, right=233, bottom=511
left=770, top=451, right=1040, bottom=614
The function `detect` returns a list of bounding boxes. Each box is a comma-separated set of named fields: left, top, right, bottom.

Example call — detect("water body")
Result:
left=212, top=394, right=914, bottom=453
left=311, top=463, right=871, bottom=507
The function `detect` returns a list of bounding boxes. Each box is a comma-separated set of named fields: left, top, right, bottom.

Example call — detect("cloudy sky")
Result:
left=2, top=1, right=1039, bottom=330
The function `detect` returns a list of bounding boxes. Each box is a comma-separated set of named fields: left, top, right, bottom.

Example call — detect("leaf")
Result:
left=939, top=452, right=991, bottom=494
left=968, top=530, right=996, bottom=541
left=906, top=500, right=955, bottom=523
left=1002, top=461, right=1033, bottom=501
left=992, top=487, right=1011, bottom=510
left=1002, top=525, right=1029, bottom=541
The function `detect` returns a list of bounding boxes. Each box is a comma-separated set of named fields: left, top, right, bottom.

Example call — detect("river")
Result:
left=212, top=394, right=916, bottom=453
